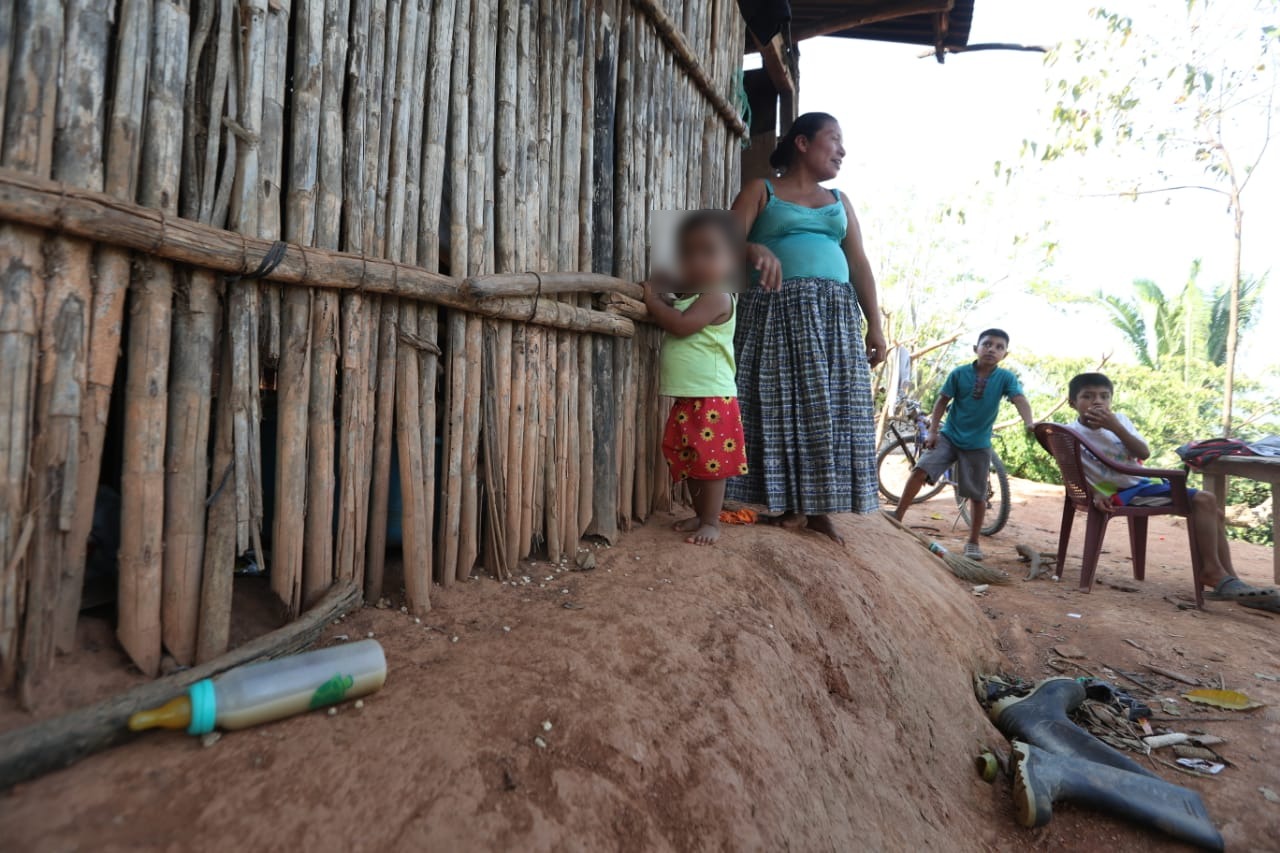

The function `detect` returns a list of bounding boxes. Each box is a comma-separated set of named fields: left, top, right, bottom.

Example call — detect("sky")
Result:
left=749, top=0, right=1279, bottom=392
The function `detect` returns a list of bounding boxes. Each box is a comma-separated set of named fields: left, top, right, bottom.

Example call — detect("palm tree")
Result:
left=1093, top=262, right=1263, bottom=377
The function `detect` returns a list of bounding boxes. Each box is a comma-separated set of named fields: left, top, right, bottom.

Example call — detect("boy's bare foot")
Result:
left=686, top=523, right=721, bottom=545
left=672, top=516, right=702, bottom=533
left=805, top=514, right=845, bottom=546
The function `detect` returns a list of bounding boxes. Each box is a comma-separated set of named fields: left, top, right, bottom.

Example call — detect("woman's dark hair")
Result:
left=768, top=112, right=838, bottom=171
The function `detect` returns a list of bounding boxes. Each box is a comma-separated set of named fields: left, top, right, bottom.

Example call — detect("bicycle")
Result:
left=876, top=395, right=1011, bottom=536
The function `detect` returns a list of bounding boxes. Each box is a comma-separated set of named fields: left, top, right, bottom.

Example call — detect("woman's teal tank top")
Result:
left=746, top=180, right=849, bottom=283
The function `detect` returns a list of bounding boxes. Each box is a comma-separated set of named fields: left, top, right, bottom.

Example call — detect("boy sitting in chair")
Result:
left=1065, top=372, right=1278, bottom=612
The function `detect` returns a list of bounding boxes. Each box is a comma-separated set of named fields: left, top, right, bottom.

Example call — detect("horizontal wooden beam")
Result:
left=794, top=0, right=954, bottom=42
left=465, top=271, right=643, bottom=301
left=0, top=169, right=635, bottom=338
left=630, top=0, right=748, bottom=137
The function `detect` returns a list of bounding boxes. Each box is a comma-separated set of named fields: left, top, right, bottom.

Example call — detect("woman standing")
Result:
left=728, top=113, right=886, bottom=543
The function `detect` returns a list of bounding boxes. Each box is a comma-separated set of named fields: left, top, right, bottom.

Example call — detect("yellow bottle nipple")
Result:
left=128, top=695, right=194, bottom=732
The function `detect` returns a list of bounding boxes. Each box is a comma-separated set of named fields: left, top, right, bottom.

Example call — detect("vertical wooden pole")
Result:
left=588, top=0, right=618, bottom=542
left=195, top=0, right=239, bottom=664
left=163, top=0, right=230, bottom=662
left=438, top=0, right=470, bottom=582
left=258, top=0, right=289, bottom=369
left=303, top=0, right=350, bottom=606
left=0, top=23, right=46, bottom=682
left=57, top=0, right=151, bottom=656
left=413, top=0, right=454, bottom=588
left=360, top=0, right=398, bottom=601
left=274, top=0, right=323, bottom=617
left=333, top=0, right=376, bottom=592
left=20, top=0, right=104, bottom=694
left=119, top=0, right=188, bottom=678
left=387, top=0, right=431, bottom=610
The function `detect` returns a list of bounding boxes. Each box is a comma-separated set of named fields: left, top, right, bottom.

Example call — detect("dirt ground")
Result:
left=0, top=478, right=1277, bottom=851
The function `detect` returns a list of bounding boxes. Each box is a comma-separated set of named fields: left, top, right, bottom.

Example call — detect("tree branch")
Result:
left=1078, top=184, right=1231, bottom=199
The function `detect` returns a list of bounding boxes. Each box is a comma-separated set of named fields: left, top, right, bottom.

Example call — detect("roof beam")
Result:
left=751, top=31, right=798, bottom=131
left=794, top=0, right=955, bottom=42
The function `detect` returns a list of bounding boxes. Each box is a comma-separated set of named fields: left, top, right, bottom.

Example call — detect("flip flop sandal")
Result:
left=1206, top=577, right=1280, bottom=612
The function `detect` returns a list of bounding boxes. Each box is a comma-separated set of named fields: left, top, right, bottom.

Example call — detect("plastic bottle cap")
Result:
left=186, top=679, right=218, bottom=735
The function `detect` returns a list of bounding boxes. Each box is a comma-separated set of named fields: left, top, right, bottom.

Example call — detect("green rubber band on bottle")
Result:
left=186, top=679, right=217, bottom=735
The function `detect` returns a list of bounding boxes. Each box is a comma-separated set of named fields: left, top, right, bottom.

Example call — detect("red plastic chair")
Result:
left=1034, top=423, right=1204, bottom=608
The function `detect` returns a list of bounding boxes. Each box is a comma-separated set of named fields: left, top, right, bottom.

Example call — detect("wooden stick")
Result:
left=0, top=171, right=638, bottom=337
left=258, top=0, right=290, bottom=368
left=58, top=0, right=153, bottom=657
left=118, top=0, right=189, bottom=679
left=458, top=315, right=483, bottom=580
left=629, top=0, right=745, bottom=137
left=274, top=0, right=323, bottom=617
left=395, top=304, right=431, bottom=613
left=438, top=313, right=466, bottom=583
left=0, top=3, right=54, bottom=685
left=463, top=271, right=641, bottom=300
left=302, top=0, right=350, bottom=606
left=506, top=324, right=527, bottom=566
left=22, top=0, right=103, bottom=694
left=481, top=323, right=511, bottom=576
left=520, top=327, right=541, bottom=557
left=196, top=335, right=236, bottom=662
left=388, top=0, right=431, bottom=610
left=192, top=0, right=240, bottom=663
left=0, top=581, right=360, bottom=790
left=363, top=300, right=398, bottom=601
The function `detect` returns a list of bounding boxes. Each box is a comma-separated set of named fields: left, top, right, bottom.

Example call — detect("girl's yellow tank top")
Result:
left=658, top=293, right=737, bottom=398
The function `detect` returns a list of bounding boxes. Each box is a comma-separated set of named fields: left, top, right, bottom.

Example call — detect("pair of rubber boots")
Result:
left=989, top=677, right=1223, bottom=851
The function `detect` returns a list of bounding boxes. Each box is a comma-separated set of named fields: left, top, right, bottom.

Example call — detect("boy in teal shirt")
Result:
left=892, top=329, right=1034, bottom=559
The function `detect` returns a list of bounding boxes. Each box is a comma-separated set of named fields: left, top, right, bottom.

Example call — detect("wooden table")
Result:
left=1199, top=455, right=1280, bottom=583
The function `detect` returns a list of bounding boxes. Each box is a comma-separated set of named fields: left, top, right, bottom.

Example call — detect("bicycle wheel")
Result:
left=955, top=452, right=1012, bottom=536
left=877, top=433, right=946, bottom=505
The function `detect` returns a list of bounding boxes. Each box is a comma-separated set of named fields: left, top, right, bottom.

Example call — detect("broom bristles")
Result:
left=880, top=510, right=1012, bottom=585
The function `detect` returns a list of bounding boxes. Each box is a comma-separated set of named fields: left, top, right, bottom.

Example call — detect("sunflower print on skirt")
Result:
left=662, top=396, right=748, bottom=482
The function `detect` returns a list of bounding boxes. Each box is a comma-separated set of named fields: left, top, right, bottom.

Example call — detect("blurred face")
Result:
left=973, top=335, right=1008, bottom=366
left=678, top=225, right=737, bottom=291
left=795, top=122, right=845, bottom=181
left=1071, top=385, right=1114, bottom=416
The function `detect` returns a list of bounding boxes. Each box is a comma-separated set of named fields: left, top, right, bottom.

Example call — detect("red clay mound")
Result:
left=0, top=513, right=1007, bottom=850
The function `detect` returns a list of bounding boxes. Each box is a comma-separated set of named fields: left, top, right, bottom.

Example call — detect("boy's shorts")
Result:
left=914, top=434, right=992, bottom=501
left=1113, top=479, right=1196, bottom=507
left=662, top=396, right=748, bottom=482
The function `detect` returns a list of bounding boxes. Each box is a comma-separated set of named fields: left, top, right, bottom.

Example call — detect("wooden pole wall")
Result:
left=0, top=0, right=749, bottom=693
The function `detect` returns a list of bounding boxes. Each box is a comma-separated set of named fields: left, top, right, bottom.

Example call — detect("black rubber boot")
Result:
left=989, top=677, right=1156, bottom=778
left=1010, top=741, right=1224, bottom=851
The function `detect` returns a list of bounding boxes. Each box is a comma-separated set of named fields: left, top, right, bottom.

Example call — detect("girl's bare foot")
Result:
left=805, top=514, right=845, bottom=545
left=686, top=523, right=721, bottom=545
left=673, top=516, right=702, bottom=533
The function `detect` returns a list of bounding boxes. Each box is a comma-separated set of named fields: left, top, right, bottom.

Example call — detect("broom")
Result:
left=881, top=510, right=1011, bottom=585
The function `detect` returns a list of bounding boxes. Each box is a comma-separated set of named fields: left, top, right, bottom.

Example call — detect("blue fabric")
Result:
left=938, top=363, right=1024, bottom=450
left=1114, top=479, right=1197, bottom=506
left=747, top=180, right=850, bottom=283
left=728, top=277, right=878, bottom=515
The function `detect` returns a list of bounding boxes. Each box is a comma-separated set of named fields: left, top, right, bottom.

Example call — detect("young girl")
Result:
left=642, top=210, right=747, bottom=545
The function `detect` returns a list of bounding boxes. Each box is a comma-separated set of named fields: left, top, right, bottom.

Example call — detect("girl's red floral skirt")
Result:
left=662, top=396, right=748, bottom=482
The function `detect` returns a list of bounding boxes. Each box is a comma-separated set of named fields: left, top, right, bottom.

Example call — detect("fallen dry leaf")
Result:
left=1182, top=688, right=1264, bottom=711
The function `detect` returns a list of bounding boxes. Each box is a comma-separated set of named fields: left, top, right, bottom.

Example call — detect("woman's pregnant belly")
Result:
left=770, top=233, right=849, bottom=282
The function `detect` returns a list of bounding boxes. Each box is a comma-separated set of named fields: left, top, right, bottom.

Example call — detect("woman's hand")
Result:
left=865, top=327, right=887, bottom=368
left=746, top=242, right=782, bottom=291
